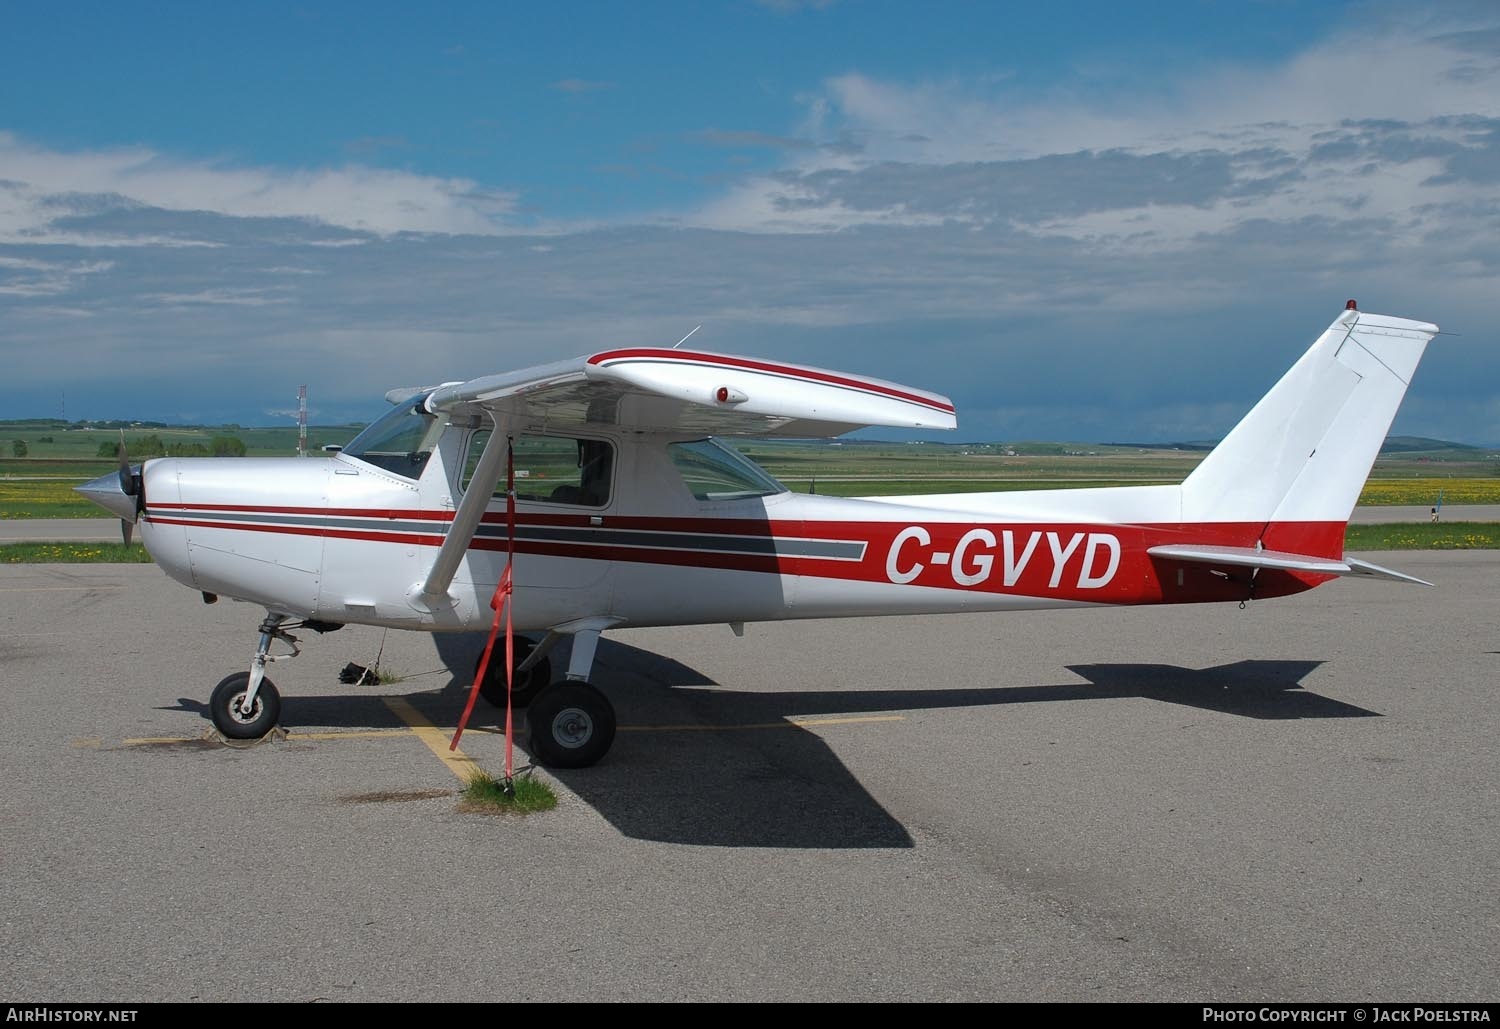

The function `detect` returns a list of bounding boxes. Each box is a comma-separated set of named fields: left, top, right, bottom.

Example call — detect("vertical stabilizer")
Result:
left=1180, top=307, right=1438, bottom=527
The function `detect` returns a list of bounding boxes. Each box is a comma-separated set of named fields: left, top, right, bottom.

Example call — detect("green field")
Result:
left=0, top=481, right=110, bottom=519
left=1342, top=523, right=1500, bottom=550
left=0, top=419, right=360, bottom=465
left=0, top=542, right=152, bottom=563
left=0, top=419, right=356, bottom=518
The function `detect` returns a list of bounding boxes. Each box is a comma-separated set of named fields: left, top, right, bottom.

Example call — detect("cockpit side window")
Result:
left=341, top=401, right=443, bottom=481
left=463, top=431, right=614, bottom=508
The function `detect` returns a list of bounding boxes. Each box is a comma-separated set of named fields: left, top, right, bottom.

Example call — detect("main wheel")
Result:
left=474, top=638, right=551, bottom=708
left=527, top=682, right=616, bottom=769
left=209, top=672, right=281, bottom=740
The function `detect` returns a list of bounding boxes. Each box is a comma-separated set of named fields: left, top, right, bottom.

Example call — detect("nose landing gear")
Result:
left=208, top=613, right=321, bottom=740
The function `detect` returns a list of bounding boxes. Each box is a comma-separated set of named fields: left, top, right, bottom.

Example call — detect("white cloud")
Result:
left=0, top=254, right=114, bottom=296
left=0, top=132, right=519, bottom=242
left=141, top=287, right=295, bottom=308
left=814, top=12, right=1500, bottom=164
left=690, top=7, right=1500, bottom=247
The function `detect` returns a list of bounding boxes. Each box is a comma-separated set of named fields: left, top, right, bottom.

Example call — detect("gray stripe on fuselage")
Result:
left=157, top=509, right=442, bottom=534
left=153, top=508, right=865, bottom=561
left=482, top=524, right=864, bottom=560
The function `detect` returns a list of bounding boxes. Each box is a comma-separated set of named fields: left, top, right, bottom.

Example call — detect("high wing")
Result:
left=413, top=347, right=954, bottom=605
left=415, top=348, right=957, bottom=437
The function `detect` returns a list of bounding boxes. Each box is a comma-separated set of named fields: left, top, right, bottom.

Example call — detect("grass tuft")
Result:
left=458, top=770, right=558, bottom=815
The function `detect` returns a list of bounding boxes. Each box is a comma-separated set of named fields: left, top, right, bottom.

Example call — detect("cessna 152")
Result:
left=78, top=302, right=1438, bottom=768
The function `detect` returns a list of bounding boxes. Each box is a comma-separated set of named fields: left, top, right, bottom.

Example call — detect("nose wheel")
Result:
left=210, top=672, right=282, bottom=739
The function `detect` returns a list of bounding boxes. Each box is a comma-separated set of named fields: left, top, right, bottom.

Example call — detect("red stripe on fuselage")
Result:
left=149, top=502, right=455, bottom=521
left=147, top=515, right=448, bottom=548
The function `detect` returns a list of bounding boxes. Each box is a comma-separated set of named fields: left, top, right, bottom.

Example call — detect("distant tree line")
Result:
left=96, top=435, right=247, bottom=459
left=0, top=419, right=247, bottom=430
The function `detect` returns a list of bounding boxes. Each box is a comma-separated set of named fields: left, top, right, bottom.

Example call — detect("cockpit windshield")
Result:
left=341, top=400, right=443, bottom=481
left=667, top=438, right=786, bottom=501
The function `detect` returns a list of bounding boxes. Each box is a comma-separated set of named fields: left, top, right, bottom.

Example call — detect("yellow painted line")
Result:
left=106, top=712, right=899, bottom=759
left=618, top=714, right=905, bottom=733
left=71, top=736, right=103, bottom=749
left=292, top=728, right=413, bottom=741
left=382, top=696, right=483, bottom=781
left=119, top=728, right=416, bottom=746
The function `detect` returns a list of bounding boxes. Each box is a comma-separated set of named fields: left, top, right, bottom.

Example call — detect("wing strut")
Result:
left=450, top=434, right=520, bottom=792
left=422, top=423, right=509, bottom=601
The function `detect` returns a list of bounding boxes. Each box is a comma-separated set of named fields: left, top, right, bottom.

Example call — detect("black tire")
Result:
left=474, top=638, right=550, bottom=708
left=527, top=682, right=616, bottom=769
left=209, top=672, right=281, bottom=740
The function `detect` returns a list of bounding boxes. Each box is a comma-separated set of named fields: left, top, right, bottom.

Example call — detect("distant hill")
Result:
left=1103, top=440, right=1217, bottom=452
left=1378, top=436, right=1482, bottom=454
left=1101, top=436, right=1485, bottom=456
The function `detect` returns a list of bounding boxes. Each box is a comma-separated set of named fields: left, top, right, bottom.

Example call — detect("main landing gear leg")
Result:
left=209, top=613, right=302, bottom=740
left=475, top=632, right=558, bottom=709
left=526, top=625, right=617, bottom=769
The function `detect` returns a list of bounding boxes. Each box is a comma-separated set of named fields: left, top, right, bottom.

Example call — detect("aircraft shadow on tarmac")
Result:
left=163, top=635, right=1375, bottom=850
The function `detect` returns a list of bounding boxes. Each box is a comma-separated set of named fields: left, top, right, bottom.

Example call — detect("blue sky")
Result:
left=3, top=0, right=1498, bottom=442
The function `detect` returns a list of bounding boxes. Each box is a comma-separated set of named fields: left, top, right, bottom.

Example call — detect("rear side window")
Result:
left=463, top=432, right=613, bottom=508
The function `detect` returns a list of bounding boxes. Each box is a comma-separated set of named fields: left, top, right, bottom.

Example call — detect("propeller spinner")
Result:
left=75, top=432, right=144, bottom=545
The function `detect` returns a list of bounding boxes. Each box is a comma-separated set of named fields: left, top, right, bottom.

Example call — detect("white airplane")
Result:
left=78, top=302, right=1438, bottom=768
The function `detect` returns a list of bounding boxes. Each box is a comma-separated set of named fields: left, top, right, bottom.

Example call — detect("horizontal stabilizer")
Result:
left=1147, top=544, right=1431, bottom=586
left=1343, top=556, right=1434, bottom=586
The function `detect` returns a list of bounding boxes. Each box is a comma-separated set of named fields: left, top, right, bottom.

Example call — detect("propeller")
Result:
left=116, top=431, right=144, bottom=546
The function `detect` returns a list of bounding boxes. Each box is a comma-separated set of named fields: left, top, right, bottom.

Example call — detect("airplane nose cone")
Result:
left=75, top=471, right=140, bottom=521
